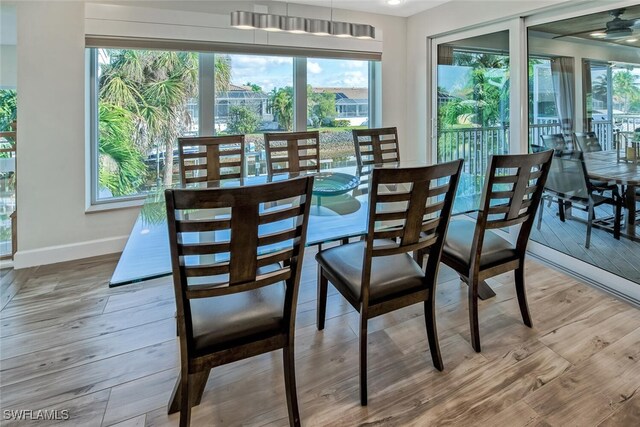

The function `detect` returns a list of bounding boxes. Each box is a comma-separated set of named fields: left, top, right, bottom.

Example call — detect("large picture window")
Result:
left=93, top=48, right=200, bottom=200
left=307, top=58, right=370, bottom=169
left=90, top=48, right=377, bottom=202
left=213, top=54, right=294, bottom=176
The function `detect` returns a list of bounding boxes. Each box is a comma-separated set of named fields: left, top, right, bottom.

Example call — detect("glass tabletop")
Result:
left=109, top=161, right=470, bottom=286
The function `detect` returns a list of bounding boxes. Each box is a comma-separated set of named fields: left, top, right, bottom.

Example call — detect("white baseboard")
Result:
left=13, top=236, right=128, bottom=269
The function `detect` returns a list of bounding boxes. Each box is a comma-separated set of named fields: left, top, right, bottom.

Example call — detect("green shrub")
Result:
left=331, top=119, right=350, bottom=127
left=227, top=105, right=260, bottom=134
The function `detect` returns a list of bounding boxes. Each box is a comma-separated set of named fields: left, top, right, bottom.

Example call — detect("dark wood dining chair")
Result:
left=353, top=127, right=400, bottom=167
left=352, top=127, right=400, bottom=168
left=264, top=131, right=320, bottom=174
left=316, top=159, right=464, bottom=406
left=177, top=135, right=245, bottom=183
left=439, top=150, right=554, bottom=353
left=538, top=151, right=622, bottom=248
left=352, top=127, right=400, bottom=198
left=164, top=175, right=315, bottom=427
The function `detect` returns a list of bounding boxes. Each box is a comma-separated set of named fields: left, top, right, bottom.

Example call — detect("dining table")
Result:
left=585, top=150, right=640, bottom=240
left=109, top=161, right=498, bottom=298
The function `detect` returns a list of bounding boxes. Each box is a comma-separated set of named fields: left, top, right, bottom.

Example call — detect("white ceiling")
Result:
left=275, top=0, right=453, bottom=18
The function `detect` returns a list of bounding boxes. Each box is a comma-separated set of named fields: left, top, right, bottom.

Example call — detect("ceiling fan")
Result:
left=553, top=9, right=640, bottom=40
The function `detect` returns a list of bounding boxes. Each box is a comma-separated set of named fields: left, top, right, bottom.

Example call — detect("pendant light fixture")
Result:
left=230, top=1, right=375, bottom=40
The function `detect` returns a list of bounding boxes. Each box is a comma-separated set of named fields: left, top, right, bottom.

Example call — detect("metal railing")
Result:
left=438, top=126, right=509, bottom=197
left=435, top=116, right=640, bottom=199
left=529, top=120, right=562, bottom=145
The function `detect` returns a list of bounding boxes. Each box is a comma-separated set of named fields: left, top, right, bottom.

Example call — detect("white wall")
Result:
left=404, top=0, right=573, bottom=163
left=14, top=0, right=407, bottom=268
left=15, top=1, right=138, bottom=268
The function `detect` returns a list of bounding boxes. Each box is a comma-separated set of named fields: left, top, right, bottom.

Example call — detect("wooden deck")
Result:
left=532, top=202, right=640, bottom=284
left=1, top=250, right=640, bottom=426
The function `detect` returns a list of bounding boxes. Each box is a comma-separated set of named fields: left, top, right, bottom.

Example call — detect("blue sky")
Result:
left=227, top=55, right=369, bottom=92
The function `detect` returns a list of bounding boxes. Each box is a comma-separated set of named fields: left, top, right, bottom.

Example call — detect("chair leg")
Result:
left=283, top=344, right=301, bottom=427
left=191, top=370, right=211, bottom=406
left=514, top=266, right=532, bottom=328
left=424, top=296, right=443, bottom=371
left=586, top=203, right=594, bottom=249
left=614, top=198, right=622, bottom=240
left=537, top=198, right=544, bottom=230
left=168, top=370, right=210, bottom=414
left=359, top=314, right=368, bottom=406
left=468, top=277, right=481, bottom=353
left=317, top=266, right=328, bottom=331
left=558, top=200, right=566, bottom=222
left=168, top=372, right=192, bottom=427
left=413, top=249, right=424, bottom=269
left=168, top=374, right=181, bottom=415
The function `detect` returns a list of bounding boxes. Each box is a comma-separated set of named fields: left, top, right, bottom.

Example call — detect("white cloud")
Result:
left=342, top=71, right=367, bottom=87
left=343, top=60, right=367, bottom=70
left=307, top=61, right=322, bottom=74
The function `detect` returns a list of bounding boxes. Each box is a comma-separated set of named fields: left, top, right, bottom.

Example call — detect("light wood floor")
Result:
left=1, top=248, right=640, bottom=426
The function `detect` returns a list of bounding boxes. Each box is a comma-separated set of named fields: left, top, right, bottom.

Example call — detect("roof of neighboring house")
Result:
left=229, top=84, right=255, bottom=91
left=312, top=87, right=368, bottom=100
left=218, top=84, right=268, bottom=99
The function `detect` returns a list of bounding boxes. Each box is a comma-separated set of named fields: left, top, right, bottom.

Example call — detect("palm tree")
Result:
left=269, top=87, right=294, bottom=131
left=99, top=50, right=234, bottom=188
left=0, top=89, right=17, bottom=132
left=98, top=103, right=147, bottom=196
left=613, top=70, right=640, bottom=113
left=215, top=54, right=232, bottom=93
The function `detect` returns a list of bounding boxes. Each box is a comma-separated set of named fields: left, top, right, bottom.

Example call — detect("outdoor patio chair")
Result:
left=538, top=151, right=622, bottom=249
left=540, top=133, right=573, bottom=152
left=574, top=131, right=603, bottom=153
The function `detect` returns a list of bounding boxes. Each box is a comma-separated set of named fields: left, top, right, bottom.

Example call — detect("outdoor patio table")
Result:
left=585, top=151, right=640, bottom=240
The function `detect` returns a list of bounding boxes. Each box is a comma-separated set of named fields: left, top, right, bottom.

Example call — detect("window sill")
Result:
left=86, top=198, right=145, bottom=213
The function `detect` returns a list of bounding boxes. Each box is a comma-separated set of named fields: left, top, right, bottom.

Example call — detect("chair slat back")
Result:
left=574, top=132, right=602, bottom=153
left=475, top=150, right=553, bottom=252
left=353, top=127, right=400, bottom=167
left=365, top=160, right=463, bottom=259
left=166, top=176, right=313, bottom=298
left=178, top=135, right=245, bottom=183
left=264, top=131, right=320, bottom=174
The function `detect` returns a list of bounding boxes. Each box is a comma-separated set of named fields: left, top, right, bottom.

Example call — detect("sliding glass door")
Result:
left=528, top=6, right=640, bottom=289
left=431, top=24, right=521, bottom=212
